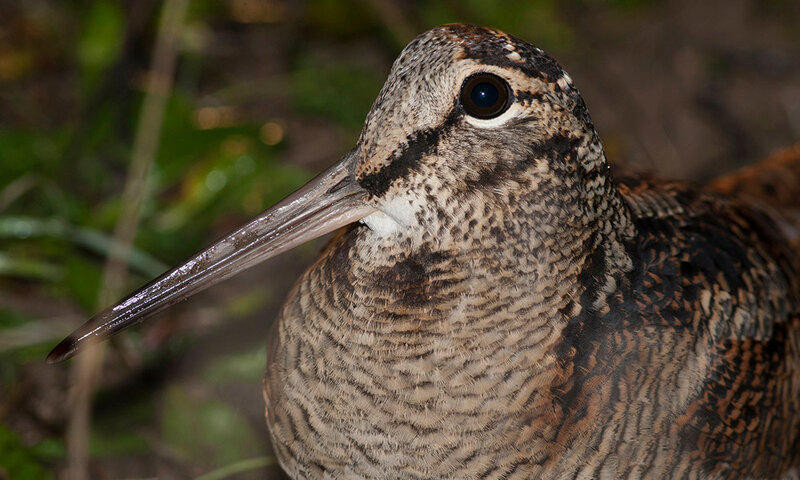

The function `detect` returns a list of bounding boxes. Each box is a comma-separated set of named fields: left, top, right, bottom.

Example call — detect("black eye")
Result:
left=460, top=73, right=512, bottom=120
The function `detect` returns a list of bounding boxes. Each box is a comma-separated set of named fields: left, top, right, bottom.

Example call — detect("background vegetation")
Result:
left=1, top=0, right=798, bottom=478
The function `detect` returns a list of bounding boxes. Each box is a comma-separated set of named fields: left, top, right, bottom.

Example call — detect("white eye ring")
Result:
left=464, top=101, right=523, bottom=129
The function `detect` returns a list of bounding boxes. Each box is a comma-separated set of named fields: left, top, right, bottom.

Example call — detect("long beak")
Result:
left=47, top=152, right=374, bottom=363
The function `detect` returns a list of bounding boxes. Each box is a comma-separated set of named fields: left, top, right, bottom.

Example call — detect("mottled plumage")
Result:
left=263, top=26, right=800, bottom=479
left=51, top=25, right=800, bottom=479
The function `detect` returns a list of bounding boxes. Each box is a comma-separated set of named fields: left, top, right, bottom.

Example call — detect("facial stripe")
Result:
left=359, top=109, right=460, bottom=196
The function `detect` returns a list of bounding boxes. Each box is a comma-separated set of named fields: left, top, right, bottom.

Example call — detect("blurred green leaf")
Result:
left=0, top=216, right=167, bottom=278
left=78, top=0, right=125, bottom=91
left=89, top=429, right=149, bottom=457
left=163, top=386, right=264, bottom=469
left=195, top=456, right=275, bottom=480
left=0, top=130, right=66, bottom=191
left=0, top=425, right=54, bottom=480
left=88, top=397, right=154, bottom=458
left=203, top=345, right=267, bottom=383
left=0, top=309, right=30, bottom=329
left=227, top=288, right=270, bottom=317
left=139, top=94, right=311, bottom=260
left=62, top=256, right=102, bottom=310
left=0, top=314, right=76, bottom=354
left=292, top=55, right=383, bottom=131
left=0, top=252, right=62, bottom=281
left=29, top=438, right=66, bottom=463
left=0, top=310, right=65, bottom=363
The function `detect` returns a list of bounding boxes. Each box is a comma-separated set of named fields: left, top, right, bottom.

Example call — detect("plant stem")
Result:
left=65, top=0, right=189, bottom=478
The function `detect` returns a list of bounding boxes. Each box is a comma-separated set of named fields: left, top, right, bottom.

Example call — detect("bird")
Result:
left=48, top=24, right=800, bottom=479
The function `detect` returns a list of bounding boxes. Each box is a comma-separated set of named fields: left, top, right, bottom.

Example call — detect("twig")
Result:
left=65, top=0, right=189, bottom=478
left=0, top=174, right=38, bottom=213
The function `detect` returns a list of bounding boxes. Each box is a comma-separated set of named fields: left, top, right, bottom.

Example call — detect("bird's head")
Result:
left=48, top=24, right=628, bottom=362
left=353, top=25, right=608, bottom=246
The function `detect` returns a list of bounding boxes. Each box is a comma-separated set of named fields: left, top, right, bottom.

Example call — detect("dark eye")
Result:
left=459, top=73, right=512, bottom=120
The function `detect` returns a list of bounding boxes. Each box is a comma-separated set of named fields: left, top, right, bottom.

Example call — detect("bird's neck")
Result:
left=343, top=156, right=635, bottom=345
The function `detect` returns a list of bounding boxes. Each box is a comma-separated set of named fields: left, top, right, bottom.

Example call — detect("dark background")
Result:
left=0, top=0, right=798, bottom=478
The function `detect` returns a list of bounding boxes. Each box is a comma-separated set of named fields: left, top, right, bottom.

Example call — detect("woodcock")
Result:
left=50, top=25, right=800, bottom=479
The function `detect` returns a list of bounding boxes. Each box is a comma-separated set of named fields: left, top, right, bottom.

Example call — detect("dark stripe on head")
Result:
left=359, top=109, right=460, bottom=196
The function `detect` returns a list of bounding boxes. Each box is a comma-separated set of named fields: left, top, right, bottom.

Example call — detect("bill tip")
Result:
left=46, top=339, right=75, bottom=363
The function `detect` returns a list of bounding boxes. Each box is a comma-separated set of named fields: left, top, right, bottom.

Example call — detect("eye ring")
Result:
left=459, top=73, right=513, bottom=120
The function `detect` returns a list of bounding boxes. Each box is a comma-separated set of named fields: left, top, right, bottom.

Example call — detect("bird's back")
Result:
left=563, top=146, right=800, bottom=478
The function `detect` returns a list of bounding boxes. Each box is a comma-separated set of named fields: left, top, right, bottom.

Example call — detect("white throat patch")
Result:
left=360, top=194, right=423, bottom=236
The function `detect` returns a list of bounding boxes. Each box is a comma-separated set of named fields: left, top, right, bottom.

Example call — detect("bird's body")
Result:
left=264, top=174, right=800, bottom=479
left=264, top=26, right=800, bottom=479
left=51, top=24, right=800, bottom=479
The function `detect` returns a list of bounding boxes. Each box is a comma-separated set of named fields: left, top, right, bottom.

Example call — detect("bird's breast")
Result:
left=263, top=225, right=576, bottom=478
